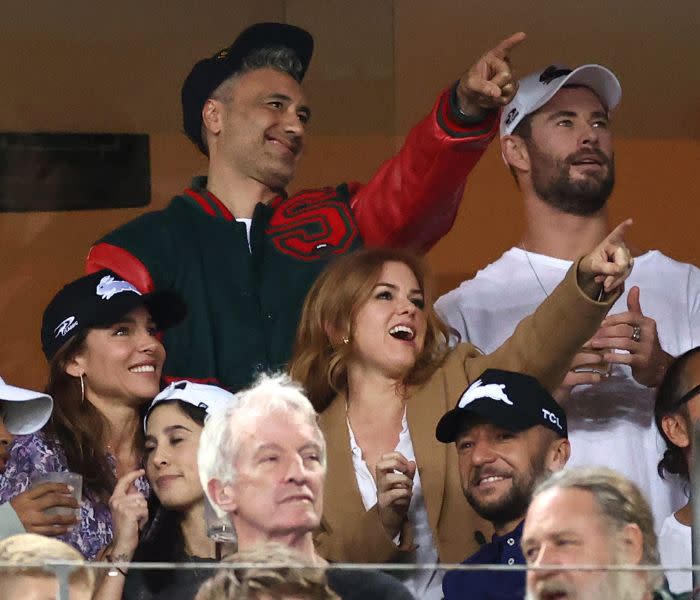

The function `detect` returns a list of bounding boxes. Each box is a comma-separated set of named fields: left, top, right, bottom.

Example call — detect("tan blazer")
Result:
left=314, top=262, right=618, bottom=564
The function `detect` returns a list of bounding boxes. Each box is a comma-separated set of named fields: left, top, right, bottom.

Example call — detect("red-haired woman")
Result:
left=290, top=223, right=632, bottom=599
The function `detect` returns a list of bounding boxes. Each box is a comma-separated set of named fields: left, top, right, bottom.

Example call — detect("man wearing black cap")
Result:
left=436, top=369, right=570, bottom=600
left=86, top=22, right=525, bottom=392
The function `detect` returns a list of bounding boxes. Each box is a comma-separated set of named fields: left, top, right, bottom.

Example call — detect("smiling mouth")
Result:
left=266, top=136, right=300, bottom=156
left=129, top=364, right=155, bottom=373
left=473, top=474, right=511, bottom=488
left=389, top=325, right=415, bottom=341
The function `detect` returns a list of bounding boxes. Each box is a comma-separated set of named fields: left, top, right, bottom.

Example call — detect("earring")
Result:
left=79, top=373, right=85, bottom=403
left=342, top=336, right=350, bottom=345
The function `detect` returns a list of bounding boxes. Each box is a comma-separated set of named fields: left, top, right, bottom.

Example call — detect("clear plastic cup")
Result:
left=204, top=497, right=237, bottom=543
left=31, top=471, right=82, bottom=516
left=573, top=347, right=612, bottom=377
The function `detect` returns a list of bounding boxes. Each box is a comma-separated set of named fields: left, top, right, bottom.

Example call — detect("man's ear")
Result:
left=618, top=523, right=644, bottom=565
left=501, top=135, right=530, bottom=174
left=208, top=479, right=237, bottom=515
left=662, top=414, right=691, bottom=449
left=546, top=438, right=571, bottom=472
left=202, top=99, right=224, bottom=137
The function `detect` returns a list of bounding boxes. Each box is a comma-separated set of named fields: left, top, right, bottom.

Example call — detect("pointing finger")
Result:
left=490, top=32, right=527, bottom=59
left=606, top=218, right=633, bottom=245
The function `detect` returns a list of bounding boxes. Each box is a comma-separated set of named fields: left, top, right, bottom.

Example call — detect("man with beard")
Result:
left=86, top=22, right=525, bottom=393
left=435, top=369, right=571, bottom=599
left=523, top=466, right=686, bottom=600
left=436, top=64, right=700, bottom=529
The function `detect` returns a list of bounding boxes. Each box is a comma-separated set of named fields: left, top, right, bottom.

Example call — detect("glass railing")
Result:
left=0, top=561, right=694, bottom=599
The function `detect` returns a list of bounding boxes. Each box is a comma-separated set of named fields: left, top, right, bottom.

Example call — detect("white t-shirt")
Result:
left=237, top=218, right=252, bottom=251
left=658, top=513, right=692, bottom=594
left=436, top=248, right=700, bottom=528
left=348, top=411, right=441, bottom=600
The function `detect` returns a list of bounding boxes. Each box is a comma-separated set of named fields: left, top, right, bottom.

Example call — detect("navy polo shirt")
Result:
left=442, top=521, right=525, bottom=600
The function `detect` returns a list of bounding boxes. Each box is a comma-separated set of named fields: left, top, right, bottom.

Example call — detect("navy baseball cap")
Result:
left=181, top=22, right=314, bottom=154
left=436, top=369, right=567, bottom=443
left=41, top=270, right=187, bottom=360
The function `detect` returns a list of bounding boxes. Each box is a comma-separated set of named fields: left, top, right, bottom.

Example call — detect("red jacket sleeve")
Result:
left=350, top=87, right=499, bottom=252
left=85, top=242, right=155, bottom=293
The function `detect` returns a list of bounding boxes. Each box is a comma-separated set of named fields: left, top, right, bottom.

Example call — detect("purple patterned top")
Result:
left=0, top=433, right=149, bottom=560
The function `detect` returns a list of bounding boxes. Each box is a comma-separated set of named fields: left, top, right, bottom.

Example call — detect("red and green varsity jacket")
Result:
left=86, top=88, right=498, bottom=391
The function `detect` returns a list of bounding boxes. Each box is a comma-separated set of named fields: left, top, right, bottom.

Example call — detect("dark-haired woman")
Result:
left=655, top=346, right=700, bottom=594
left=95, top=381, right=237, bottom=600
left=0, top=270, right=185, bottom=559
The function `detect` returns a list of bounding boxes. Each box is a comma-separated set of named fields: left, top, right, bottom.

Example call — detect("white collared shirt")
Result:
left=347, top=410, right=442, bottom=600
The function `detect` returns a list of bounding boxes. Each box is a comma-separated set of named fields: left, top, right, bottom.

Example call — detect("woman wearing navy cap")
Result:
left=0, top=270, right=185, bottom=559
left=94, top=381, right=237, bottom=600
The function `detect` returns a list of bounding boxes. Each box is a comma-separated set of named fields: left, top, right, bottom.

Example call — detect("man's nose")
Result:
left=282, top=110, right=305, bottom=138
left=471, top=438, right=497, bottom=465
left=285, top=455, right=308, bottom=482
left=579, top=122, right=600, bottom=146
left=530, top=542, right=563, bottom=573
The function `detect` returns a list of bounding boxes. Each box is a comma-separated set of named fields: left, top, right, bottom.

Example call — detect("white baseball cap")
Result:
left=500, top=64, right=622, bottom=137
left=144, top=380, right=237, bottom=430
left=0, top=376, right=53, bottom=435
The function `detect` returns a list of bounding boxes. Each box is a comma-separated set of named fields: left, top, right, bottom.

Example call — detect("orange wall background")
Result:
left=2, top=134, right=698, bottom=389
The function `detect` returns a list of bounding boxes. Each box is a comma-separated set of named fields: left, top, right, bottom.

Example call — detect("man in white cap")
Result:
left=0, top=377, right=54, bottom=539
left=436, top=64, right=699, bottom=528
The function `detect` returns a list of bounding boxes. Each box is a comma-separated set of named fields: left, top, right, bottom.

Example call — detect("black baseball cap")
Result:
left=41, top=270, right=187, bottom=360
left=436, top=369, right=567, bottom=443
left=181, top=22, right=314, bottom=154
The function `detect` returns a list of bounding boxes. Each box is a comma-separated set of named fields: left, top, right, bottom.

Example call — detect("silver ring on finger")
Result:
left=631, top=324, right=641, bottom=342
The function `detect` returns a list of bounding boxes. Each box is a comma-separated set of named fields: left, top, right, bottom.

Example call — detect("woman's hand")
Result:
left=578, top=219, right=634, bottom=299
left=10, top=483, right=79, bottom=536
left=376, top=452, right=416, bottom=541
left=108, top=469, right=148, bottom=559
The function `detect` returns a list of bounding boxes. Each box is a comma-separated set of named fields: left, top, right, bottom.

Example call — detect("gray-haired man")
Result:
left=198, top=374, right=413, bottom=600
left=523, top=466, right=685, bottom=600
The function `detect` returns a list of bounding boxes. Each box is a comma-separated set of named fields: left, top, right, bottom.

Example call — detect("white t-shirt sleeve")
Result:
left=236, top=218, right=253, bottom=252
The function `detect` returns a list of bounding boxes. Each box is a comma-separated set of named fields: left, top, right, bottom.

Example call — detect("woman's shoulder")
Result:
left=316, top=393, right=346, bottom=429
left=433, top=343, right=482, bottom=377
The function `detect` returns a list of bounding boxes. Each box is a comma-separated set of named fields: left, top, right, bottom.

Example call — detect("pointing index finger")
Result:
left=491, top=32, right=527, bottom=59
left=606, top=218, right=633, bottom=245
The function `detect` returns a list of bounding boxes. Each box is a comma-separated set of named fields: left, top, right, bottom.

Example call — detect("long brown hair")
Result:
left=289, top=247, right=450, bottom=412
left=43, top=332, right=144, bottom=502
